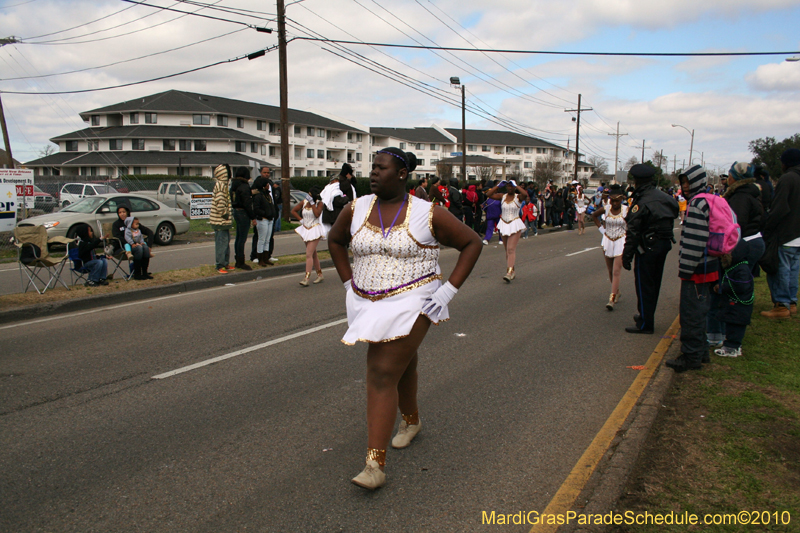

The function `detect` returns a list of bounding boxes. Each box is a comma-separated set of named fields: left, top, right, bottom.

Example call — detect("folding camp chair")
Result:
left=66, top=240, right=92, bottom=286
left=101, top=222, right=133, bottom=281
left=14, top=226, right=73, bottom=294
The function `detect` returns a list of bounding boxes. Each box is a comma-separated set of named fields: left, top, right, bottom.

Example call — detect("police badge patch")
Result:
left=632, top=205, right=639, bottom=213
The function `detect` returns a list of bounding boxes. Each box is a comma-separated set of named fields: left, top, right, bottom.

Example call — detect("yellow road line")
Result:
left=529, top=315, right=681, bottom=533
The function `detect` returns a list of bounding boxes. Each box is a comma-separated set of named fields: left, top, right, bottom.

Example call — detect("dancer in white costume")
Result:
left=483, top=180, right=528, bottom=282
left=328, top=147, right=482, bottom=490
left=591, top=184, right=628, bottom=310
left=290, top=186, right=327, bottom=286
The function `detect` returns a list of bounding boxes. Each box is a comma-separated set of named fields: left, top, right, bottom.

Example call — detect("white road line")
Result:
left=0, top=267, right=338, bottom=331
left=152, top=318, right=348, bottom=380
left=566, top=246, right=601, bottom=257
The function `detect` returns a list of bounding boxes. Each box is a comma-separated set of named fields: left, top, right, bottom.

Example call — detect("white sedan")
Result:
left=17, top=193, right=191, bottom=245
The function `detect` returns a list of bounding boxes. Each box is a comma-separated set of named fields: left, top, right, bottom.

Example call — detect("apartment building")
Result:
left=24, top=90, right=370, bottom=179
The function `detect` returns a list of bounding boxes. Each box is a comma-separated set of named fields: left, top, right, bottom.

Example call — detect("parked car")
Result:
left=139, top=181, right=209, bottom=212
left=289, top=189, right=307, bottom=210
left=17, top=193, right=191, bottom=246
left=59, top=183, right=118, bottom=207
left=32, top=185, right=58, bottom=213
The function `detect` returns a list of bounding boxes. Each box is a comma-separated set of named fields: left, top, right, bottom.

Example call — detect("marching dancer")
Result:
left=290, top=186, right=327, bottom=286
left=328, top=147, right=482, bottom=490
left=484, top=180, right=529, bottom=282
left=575, top=185, right=588, bottom=235
left=591, top=184, right=627, bottom=310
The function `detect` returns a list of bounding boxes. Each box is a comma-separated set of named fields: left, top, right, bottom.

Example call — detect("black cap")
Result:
left=629, top=164, right=656, bottom=181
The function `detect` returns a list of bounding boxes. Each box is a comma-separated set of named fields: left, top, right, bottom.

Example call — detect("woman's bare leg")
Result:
left=505, top=231, right=521, bottom=269
left=604, top=255, right=614, bottom=283
left=611, top=255, right=623, bottom=296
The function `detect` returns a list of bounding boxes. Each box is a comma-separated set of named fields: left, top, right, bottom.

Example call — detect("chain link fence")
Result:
left=1, top=175, right=215, bottom=260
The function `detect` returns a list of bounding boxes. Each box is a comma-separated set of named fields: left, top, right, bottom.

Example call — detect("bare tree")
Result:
left=436, top=162, right=453, bottom=181
left=470, top=165, right=495, bottom=182
left=623, top=156, right=638, bottom=170
left=587, top=155, right=609, bottom=177
left=535, top=155, right=561, bottom=187
left=651, top=150, right=668, bottom=171
left=38, top=144, right=56, bottom=158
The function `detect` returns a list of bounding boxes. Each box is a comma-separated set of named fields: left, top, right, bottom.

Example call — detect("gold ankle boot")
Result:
left=312, top=270, right=324, bottom=284
left=503, top=267, right=515, bottom=283
left=606, top=293, right=615, bottom=311
left=299, top=272, right=311, bottom=287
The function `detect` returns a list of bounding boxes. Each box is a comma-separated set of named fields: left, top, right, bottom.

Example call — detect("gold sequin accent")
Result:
left=402, top=411, right=419, bottom=425
left=351, top=274, right=441, bottom=302
left=428, top=203, right=436, bottom=239
left=339, top=312, right=448, bottom=345
left=367, top=448, right=386, bottom=467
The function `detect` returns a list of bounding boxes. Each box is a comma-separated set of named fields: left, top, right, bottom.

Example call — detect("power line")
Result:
left=0, top=28, right=246, bottom=80
left=117, top=0, right=264, bottom=29
left=291, top=36, right=800, bottom=58
left=173, top=0, right=275, bottom=20
left=0, top=0, right=39, bottom=9
left=21, top=5, right=137, bottom=40
left=0, top=45, right=278, bottom=94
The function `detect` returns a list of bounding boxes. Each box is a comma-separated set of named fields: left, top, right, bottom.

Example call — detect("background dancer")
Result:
left=290, top=186, right=326, bottom=286
left=591, top=184, right=628, bottom=310
left=484, top=180, right=528, bottom=282
left=575, top=185, right=588, bottom=235
left=328, top=147, right=482, bottom=490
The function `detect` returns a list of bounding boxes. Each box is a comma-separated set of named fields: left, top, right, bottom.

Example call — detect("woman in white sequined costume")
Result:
left=483, top=180, right=529, bottom=282
left=328, top=147, right=482, bottom=490
left=290, top=186, right=327, bottom=286
left=591, top=184, right=628, bottom=310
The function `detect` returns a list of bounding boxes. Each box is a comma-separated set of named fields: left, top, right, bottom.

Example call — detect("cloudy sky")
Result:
left=1, top=0, right=799, bottom=174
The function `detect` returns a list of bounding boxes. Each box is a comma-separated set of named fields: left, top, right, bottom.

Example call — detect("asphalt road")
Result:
left=0, top=228, right=681, bottom=532
left=0, top=230, right=325, bottom=296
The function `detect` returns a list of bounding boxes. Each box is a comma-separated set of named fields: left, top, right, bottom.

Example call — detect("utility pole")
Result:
left=607, top=121, right=628, bottom=180
left=277, top=0, right=291, bottom=220
left=461, top=85, right=466, bottom=185
left=673, top=154, right=677, bottom=175
left=565, top=94, right=592, bottom=182
left=0, top=93, right=14, bottom=168
left=638, top=139, right=651, bottom=163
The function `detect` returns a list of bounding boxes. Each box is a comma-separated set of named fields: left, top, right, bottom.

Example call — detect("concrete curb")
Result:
left=562, top=340, right=680, bottom=533
left=0, top=258, right=334, bottom=325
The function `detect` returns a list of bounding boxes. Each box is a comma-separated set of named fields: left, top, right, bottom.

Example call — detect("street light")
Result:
left=672, top=124, right=694, bottom=170
left=451, top=77, right=466, bottom=185
left=786, top=56, right=800, bottom=62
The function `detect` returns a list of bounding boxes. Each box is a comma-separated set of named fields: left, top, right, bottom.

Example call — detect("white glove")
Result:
left=344, top=279, right=352, bottom=291
left=422, top=281, right=458, bottom=320
left=598, top=226, right=606, bottom=236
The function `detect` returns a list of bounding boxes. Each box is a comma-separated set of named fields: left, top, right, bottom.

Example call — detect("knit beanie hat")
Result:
left=728, top=161, right=754, bottom=182
left=780, top=148, right=800, bottom=168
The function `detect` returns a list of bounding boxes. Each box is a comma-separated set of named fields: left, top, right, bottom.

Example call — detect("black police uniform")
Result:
left=622, top=165, right=679, bottom=333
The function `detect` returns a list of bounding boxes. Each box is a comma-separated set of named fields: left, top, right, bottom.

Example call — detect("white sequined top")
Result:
left=603, top=204, right=628, bottom=241
left=349, top=194, right=440, bottom=301
left=500, top=194, right=521, bottom=223
left=301, top=201, right=320, bottom=229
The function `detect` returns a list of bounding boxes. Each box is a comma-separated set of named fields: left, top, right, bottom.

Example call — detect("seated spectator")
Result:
left=75, top=225, right=108, bottom=287
left=111, top=205, right=153, bottom=255
left=125, top=217, right=153, bottom=280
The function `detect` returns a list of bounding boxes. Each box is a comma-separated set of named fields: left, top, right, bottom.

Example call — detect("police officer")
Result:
left=622, top=164, right=679, bottom=334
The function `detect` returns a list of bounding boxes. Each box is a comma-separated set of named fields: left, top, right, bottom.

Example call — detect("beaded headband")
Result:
left=377, top=150, right=408, bottom=170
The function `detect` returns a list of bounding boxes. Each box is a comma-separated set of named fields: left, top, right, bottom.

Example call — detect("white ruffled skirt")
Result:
left=295, top=223, right=327, bottom=242
left=497, top=218, right=526, bottom=236
left=602, top=235, right=625, bottom=258
left=342, top=278, right=447, bottom=345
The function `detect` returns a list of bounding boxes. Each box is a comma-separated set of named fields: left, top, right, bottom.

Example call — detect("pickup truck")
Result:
left=140, top=182, right=209, bottom=212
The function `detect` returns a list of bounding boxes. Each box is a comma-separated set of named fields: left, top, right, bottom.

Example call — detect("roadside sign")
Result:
left=0, top=169, right=35, bottom=209
left=189, top=192, right=212, bottom=219
left=450, top=152, right=463, bottom=157
left=0, top=184, right=18, bottom=232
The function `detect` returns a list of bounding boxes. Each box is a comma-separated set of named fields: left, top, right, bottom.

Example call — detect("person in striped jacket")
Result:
left=210, top=163, right=234, bottom=274
left=667, top=165, right=719, bottom=372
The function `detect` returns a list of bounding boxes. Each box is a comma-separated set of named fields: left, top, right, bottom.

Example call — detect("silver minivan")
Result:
left=59, top=183, right=118, bottom=207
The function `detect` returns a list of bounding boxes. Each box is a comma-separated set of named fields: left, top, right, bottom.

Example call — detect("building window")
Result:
left=130, top=113, right=139, bottom=124
left=294, top=125, right=302, bottom=136
left=118, top=166, right=128, bottom=176
left=235, top=141, right=246, bottom=152
left=356, top=153, right=362, bottom=161
left=307, top=127, right=315, bottom=136
left=318, top=170, right=325, bottom=177
left=418, top=159, right=425, bottom=166
left=356, top=172, right=362, bottom=177
left=237, top=117, right=245, bottom=128
left=145, top=113, right=157, bottom=124
left=88, top=140, right=99, bottom=151
left=317, top=129, right=325, bottom=138
left=109, top=139, right=123, bottom=150
left=91, top=115, right=100, bottom=126
left=257, top=120, right=266, bottom=131
left=468, top=145, right=477, bottom=152
left=270, top=146, right=279, bottom=158
left=251, top=142, right=258, bottom=153
left=307, top=149, right=314, bottom=158
left=357, top=133, right=363, bottom=142
left=262, top=145, right=267, bottom=156
left=524, top=162, right=533, bottom=169
left=132, top=139, right=145, bottom=150
left=217, top=115, right=229, bottom=127
left=133, top=167, right=146, bottom=175
left=163, top=139, right=175, bottom=151
left=193, top=114, right=210, bottom=125
left=537, top=148, right=545, bottom=154
left=347, top=133, right=353, bottom=142
left=482, top=145, right=490, bottom=152
left=294, top=147, right=302, bottom=159
left=524, top=147, right=532, bottom=154
left=317, top=150, right=324, bottom=159
left=179, top=140, right=192, bottom=151
left=269, top=123, right=279, bottom=134
left=430, top=144, right=438, bottom=150
left=307, top=170, right=314, bottom=177
left=194, top=140, right=207, bottom=151
left=65, top=141, right=78, bottom=152
left=399, top=142, right=406, bottom=150
left=416, top=143, right=424, bottom=150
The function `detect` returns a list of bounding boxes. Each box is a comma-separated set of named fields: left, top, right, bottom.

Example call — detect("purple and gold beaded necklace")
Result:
left=377, top=195, right=408, bottom=239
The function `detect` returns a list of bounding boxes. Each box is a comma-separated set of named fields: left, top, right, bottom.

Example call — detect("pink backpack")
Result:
left=694, top=193, right=741, bottom=256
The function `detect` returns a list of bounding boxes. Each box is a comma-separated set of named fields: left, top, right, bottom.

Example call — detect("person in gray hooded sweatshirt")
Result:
left=125, top=216, right=152, bottom=280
